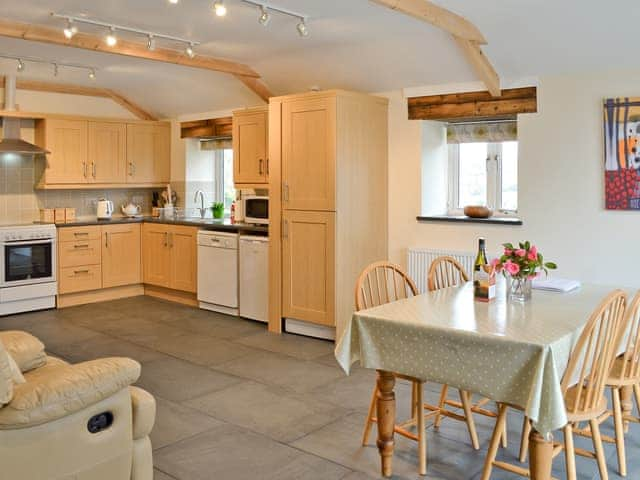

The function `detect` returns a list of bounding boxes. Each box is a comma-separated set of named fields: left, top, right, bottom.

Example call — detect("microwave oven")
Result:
left=243, top=195, right=269, bottom=225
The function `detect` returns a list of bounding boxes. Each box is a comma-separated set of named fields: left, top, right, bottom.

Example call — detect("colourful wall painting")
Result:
left=604, top=97, right=640, bottom=210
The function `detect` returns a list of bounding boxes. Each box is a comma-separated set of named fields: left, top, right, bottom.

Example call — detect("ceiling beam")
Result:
left=233, top=75, right=272, bottom=102
left=407, top=86, right=537, bottom=121
left=453, top=37, right=500, bottom=97
left=0, top=75, right=157, bottom=120
left=370, top=0, right=486, bottom=44
left=0, top=17, right=260, bottom=78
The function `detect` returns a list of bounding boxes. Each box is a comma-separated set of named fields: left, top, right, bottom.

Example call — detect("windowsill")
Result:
left=417, top=215, right=523, bottom=226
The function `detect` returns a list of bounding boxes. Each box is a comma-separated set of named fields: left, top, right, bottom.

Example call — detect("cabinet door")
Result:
left=102, top=224, right=141, bottom=288
left=169, top=225, right=197, bottom=293
left=142, top=223, right=171, bottom=287
left=233, top=111, right=267, bottom=184
left=44, top=119, right=88, bottom=184
left=282, top=97, right=336, bottom=211
left=88, top=122, right=126, bottom=183
left=126, top=124, right=170, bottom=184
left=282, top=210, right=335, bottom=326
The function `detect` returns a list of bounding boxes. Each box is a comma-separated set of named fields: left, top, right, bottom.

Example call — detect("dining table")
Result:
left=335, top=280, right=631, bottom=479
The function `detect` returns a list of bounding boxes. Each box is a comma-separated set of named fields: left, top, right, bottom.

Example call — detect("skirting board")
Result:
left=284, top=318, right=336, bottom=341
left=57, top=284, right=144, bottom=308
left=144, top=285, right=198, bottom=307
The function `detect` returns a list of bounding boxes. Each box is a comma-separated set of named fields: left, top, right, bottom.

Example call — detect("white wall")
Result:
left=385, top=69, right=640, bottom=288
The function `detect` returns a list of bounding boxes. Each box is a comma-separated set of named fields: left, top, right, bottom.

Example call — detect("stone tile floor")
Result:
left=2, top=296, right=639, bottom=479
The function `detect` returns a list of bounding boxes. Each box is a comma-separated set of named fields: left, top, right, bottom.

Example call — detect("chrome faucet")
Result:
left=194, top=190, right=206, bottom=218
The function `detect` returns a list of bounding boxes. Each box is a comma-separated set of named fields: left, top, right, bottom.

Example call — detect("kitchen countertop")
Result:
left=53, top=216, right=269, bottom=234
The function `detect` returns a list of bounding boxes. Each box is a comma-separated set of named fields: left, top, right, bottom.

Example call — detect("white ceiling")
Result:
left=0, top=0, right=637, bottom=118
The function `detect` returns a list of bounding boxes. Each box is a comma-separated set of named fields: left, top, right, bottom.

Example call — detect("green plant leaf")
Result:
left=544, top=262, right=557, bottom=269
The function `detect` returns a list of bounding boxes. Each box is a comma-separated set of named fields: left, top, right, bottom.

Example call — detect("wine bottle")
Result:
left=473, top=238, right=495, bottom=302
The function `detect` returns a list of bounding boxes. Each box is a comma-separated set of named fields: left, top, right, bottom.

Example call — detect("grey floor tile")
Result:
left=154, top=423, right=349, bottom=480
left=154, top=468, right=177, bottom=480
left=161, top=309, right=265, bottom=340
left=48, top=334, right=166, bottom=364
left=151, top=397, right=223, bottom=450
left=214, top=349, right=345, bottom=394
left=235, top=331, right=334, bottom=360
left=150, top=332, right=257, bottom=367
left=17, top=319, right=102, bottom=351
left=136, top=356, right=244, bottom=402
left=185, top=380, right=349, bottom=443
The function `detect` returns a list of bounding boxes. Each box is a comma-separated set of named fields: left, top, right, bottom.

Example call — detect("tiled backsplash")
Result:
left=0, top=156, right=155, bottom=223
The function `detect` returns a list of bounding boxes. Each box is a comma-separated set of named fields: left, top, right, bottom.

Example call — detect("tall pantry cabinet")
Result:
left=268, top=90, right=388, bottom=340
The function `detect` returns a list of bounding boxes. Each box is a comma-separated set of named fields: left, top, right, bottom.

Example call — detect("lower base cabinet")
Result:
left=102, top=224, right=142, bottom=288
left=142, top=223, right=197, bottom=293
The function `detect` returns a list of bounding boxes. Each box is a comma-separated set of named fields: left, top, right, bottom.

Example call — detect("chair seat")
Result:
left=564, top=385, right=608, bottom=423
left=607, top=356, right=640, bottom=387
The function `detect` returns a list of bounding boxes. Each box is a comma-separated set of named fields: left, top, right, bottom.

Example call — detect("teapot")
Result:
left=121, top=202, right=141, bottom=217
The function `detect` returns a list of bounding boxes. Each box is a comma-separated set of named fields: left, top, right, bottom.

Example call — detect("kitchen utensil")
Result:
left=121, top=202, right=141, bottom=217
left=97, top=199, right=114, bottom=219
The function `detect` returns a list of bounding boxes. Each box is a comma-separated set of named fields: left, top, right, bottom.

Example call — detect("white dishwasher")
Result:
left=197, top=231, right=238, bottom=315
left=239, top=235, right=269, bottom=323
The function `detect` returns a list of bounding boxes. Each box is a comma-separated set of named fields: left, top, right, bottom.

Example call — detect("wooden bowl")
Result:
left=463, top=205, right=493, bottom=219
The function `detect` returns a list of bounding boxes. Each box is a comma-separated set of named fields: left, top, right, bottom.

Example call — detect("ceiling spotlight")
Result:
left=296, top=18, right=309, bottom=37
left=53, top=63, right=59, bottom=76
left=88, top=68, right=96, bottom=80
left=63, top=18, right=78, bottom=39
left=213, top=0, right=227, bottom=17
left=168, top=0, right=179, bottom=3
left=16, top=59, right=24, bottom=72
left=105, top=27, right=118, bottom=47
left=147, top=35, right=156, bottom=51
left=258, top=6, right=271, bottom=26
left=185, top=42, right=195, bottom=59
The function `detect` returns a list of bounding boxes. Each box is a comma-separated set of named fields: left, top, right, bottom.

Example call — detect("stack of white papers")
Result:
left=532, top=277, right=581, bottom=293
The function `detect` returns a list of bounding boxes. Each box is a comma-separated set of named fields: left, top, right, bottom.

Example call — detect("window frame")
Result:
left=447, top=141, right=518, bottom=217
left=213, top=148, right=236, bottom=216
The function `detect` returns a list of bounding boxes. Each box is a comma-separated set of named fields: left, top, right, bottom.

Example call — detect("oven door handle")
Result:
left=2, top=239, right=54, bottom=246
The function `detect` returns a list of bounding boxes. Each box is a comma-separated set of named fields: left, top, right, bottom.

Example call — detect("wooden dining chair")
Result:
left=425, top=256, right=497, bottom=451
left=356, top=261, right=431, bottom=475
left=578, top=290, right=640, bottom=477
left=481, top=290, right=627, bottom=480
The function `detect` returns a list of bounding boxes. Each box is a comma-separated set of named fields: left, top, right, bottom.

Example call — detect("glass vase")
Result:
left=507, top=276, right=532, bottom=303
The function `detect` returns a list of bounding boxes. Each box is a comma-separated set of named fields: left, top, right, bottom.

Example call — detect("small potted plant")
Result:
left=492, top=241, right=557, bottom=302
left=211, top=202, right=225, bottom=219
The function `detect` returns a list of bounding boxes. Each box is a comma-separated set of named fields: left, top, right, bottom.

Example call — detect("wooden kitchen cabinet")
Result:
left=126, top=124, right=170, bottom=184
left=281, top=96, right=336, bottom=211
left=37, top=118, right=88, bottom=184
left=282, top=210, right=335, bottom=327
left=168, top=225, right=198, bottom=293
left=58, top=226, right=102, bottom=294
left=88, top=122, right=127, bottom=183
left=102, top=224, right=141, bottom=288
left=233, top=107, right=268, bottom=186
left=142, top=223, right=197, bottom=292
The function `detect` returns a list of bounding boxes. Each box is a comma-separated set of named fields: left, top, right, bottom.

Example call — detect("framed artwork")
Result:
left=604, top=97, right=640, bottom=210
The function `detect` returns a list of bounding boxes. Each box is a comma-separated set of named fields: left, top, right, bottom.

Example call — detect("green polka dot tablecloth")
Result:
left=335, top=281, right=630, bottom=436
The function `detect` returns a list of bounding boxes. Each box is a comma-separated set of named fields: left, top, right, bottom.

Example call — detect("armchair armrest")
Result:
left=0, top=357, right=140, bottom=429
left=0, top=331, right=46, bottom=373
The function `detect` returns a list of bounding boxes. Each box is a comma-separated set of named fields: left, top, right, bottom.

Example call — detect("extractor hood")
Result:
left=0, top=75, right=50, bottom=156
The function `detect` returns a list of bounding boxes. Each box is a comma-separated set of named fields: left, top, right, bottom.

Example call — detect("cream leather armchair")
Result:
left=0, top=330, right=156, bottom=480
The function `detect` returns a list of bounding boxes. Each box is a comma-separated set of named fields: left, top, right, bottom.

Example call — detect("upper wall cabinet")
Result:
left=233, top=106, right=268, bottom=187
left=34, top=116, right=171, bottom=189
left=126, top=124, right=171, bottom=184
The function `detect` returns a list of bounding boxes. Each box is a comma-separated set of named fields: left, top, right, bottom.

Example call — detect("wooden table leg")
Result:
left=376, top=370, right=396, bottom=478
left=528, top=429, right=553, bottom=480
left=621, top=385, right=633, bottom=432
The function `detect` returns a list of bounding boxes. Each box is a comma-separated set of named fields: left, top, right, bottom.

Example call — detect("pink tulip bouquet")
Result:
left=492, top=241, right=557, bottom=301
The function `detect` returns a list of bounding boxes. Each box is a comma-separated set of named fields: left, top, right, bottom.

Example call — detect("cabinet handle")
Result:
left=92, top=162, right=96, bottom=178
left=282, top=219, right=289, bottom=239
left=169, top=232, right=174, bottom=248
left=73, top=244, right=89, bottom=249
left=74, top=232, right=89, bottom=237
left=266, top=158, right=269, bottom=175
left=282, top=183, right=289, bottom=202
left=164, top=232, right=168, bottom=247
left=259, top=159, right=264, bottom=175
left=73, top=269, right=89, bottom=275
left=129, top=162, right=136, bottom=177
left=83, top=162, right=87, bottom=178
left=105, top=232, right=109, bottom=248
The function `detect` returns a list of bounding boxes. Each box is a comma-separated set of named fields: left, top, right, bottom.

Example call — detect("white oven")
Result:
left=243, top=195, right=269, bottom=225
left=0, top=224, right=57, bottom=315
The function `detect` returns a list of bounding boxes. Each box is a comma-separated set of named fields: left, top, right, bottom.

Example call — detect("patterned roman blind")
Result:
left=200, top=138, right=233, bottom=150
left=446, top=121, right=517, bottom=144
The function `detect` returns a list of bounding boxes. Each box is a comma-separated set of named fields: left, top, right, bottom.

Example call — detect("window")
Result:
left=448, top=138, right=518, bottom=215
left=214, top=148, right=236, bottom=215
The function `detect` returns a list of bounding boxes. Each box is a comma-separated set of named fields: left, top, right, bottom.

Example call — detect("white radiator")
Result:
left=407, top=248, right=475, bottom=293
